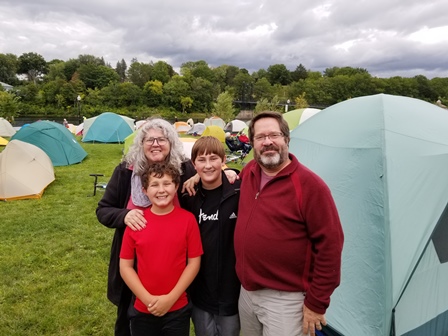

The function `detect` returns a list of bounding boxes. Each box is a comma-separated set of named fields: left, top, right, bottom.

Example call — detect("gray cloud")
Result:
left=1, top=0, right=448, bottom=78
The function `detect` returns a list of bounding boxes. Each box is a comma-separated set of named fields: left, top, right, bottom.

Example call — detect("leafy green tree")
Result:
left=78, top=54, right=105, bottom=66
left=180, top=96, right=193, bottom=113
left=302, top=77, right=333, bottom=105
left=46, top=61, right=67, bottom=81
left=100, top=82, right=142, bottom=108
left=291, top=64, right=308, bottom=82
left=180, top=60, right=215, bottom=82
left=233, top=72, right=255, bottom=104
left=0, top=53, right=18, bottom=84
left=115, top=59, right=127, bottom=82
left=41, top=78, right=66, bottom=105
left=413, top=75, right=437, bottom=101
left=128, top=59, right=153, bottom=88
left=213, top=64, right=240, bottom=91
left=16, top=82, right=39, bottom=103
left=163, top=75, right=190, bottom=110
left=84, top=88, right=102, bottom=107
left=143, top=80, right=164, bottom=107
left=254, top=95, right=282, bottom=114
left=307, top=71, right=323, bottom=80
left=213, top=91, right=236, bottom=122
left=324, top=66, right=370, bottom=77
left=189, top=77, right=214, bottom=112
left=253, top=77, right=273, bottom=100
left=152, top=61, right=175, bottom=84
left=0, top=91, right=20, bottom=120
left=252, top=68, right=268, bottom=81
left=288, top=80, right=306, bottom=100
left=430, top=77, right=448, bottom=103
left=63, top=58, right=81, bottom=81
left=266, top=64, right=292, bottom=85
left=383, top=76, right=418, bottom=97
left=78, top=64, right=120, bottom=89
left=17, top=52, right=48, bottom=83
left=294, top=93, right=309, bottom=108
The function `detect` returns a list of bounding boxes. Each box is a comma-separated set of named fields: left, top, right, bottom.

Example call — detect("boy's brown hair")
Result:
left=191, top=136, right=225, bottom=162
left=141, top=163, right=181, bottom=189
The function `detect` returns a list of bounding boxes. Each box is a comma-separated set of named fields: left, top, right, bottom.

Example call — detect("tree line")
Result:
left=1, top=52, right=447, bottom=123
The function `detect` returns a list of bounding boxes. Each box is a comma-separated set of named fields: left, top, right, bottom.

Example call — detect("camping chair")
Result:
left=225, top=136, right=252, bottom=164
left=89, top=174, right=107, bottom=196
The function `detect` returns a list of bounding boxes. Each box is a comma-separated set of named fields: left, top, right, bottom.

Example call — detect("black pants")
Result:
left=129, top=301, right=192, bottom=336
left=115, top=285, right=133, bottom=336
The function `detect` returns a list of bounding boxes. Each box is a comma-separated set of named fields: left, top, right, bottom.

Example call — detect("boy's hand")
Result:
left=224, top=169, right=239, bottom=184
left=182, top=174, right=200, bottom=196
left=147, top=295, right=175, bottom=317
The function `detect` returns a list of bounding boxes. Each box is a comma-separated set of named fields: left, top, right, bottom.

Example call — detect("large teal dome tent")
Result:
left=289, top=94, right=448, bottom=336
left=11, top=120, right=87, bottom=166
left=82, top=112, right=134, bottom=143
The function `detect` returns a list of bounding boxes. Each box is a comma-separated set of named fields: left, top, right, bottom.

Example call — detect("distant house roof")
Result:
left=0, top=81, right=13, bottom=91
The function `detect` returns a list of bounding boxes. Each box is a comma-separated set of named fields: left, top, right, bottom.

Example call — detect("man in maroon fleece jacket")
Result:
left=234, top=111, right=344, bottom=336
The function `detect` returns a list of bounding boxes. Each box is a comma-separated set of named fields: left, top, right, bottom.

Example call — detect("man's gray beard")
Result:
left=256, top=151, right=284, bottom=170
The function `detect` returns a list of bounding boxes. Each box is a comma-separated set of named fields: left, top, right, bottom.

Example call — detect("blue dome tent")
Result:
left=82, top=112, right=134, bottom=143
left=289, top=94, right=448, bottom=336
left=11, top=120, right=87, bottom=166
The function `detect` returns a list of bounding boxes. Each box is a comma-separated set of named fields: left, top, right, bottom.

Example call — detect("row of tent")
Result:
left=0, top=113, right=231, bottom=200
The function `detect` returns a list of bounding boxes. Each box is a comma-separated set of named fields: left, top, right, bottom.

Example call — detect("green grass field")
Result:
left=0, top=138, right=241, bottom=335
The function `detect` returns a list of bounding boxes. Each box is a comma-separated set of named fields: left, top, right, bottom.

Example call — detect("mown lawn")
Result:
left=0, top=137, right=242, bottom=335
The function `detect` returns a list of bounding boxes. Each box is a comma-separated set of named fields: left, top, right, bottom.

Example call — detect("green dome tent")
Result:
left=289, top=94, right=448, bottom=336
left=82, top=112, right=134, bottom=143
left=11, top=120, right=87, bottom=166
left=201, top=125, right=226, bottom=143
left=283, top=107, right=321, bottom=130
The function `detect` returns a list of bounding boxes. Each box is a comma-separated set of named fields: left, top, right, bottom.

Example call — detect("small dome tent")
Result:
left=224, top=119, right=247, bottom=133
left=173, top=121, right=191, bottom=134
left=201, top=125, right=226, bottom=143
left=187, top=123, right=206, bottom=135
left=82, top=112, right=134, bottom=143
left=283, top=108, right=321, bottom=131
left=11, top=120, right=87, bottom=166
left=204, top=116, right=226, bottom=129
left=0, top=140, right=55, bottom=200
left=0, top=117, right=16, bottom=137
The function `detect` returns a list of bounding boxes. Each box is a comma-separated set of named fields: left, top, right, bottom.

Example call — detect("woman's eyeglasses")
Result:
left=144, top=137, right=168, bottom=145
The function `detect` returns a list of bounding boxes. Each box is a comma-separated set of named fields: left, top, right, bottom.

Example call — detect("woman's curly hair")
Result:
left=124, top=117, right=186, bottom=175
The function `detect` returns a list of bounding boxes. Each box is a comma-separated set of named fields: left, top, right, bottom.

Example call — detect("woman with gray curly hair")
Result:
left=96, top=117, right=196, bottom=336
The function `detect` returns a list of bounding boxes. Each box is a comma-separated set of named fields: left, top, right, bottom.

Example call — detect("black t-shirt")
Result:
left=192, top=185, right=223, bottom=304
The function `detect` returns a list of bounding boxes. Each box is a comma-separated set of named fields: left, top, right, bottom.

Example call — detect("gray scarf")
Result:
left=131, top=171, right=151, bottom=207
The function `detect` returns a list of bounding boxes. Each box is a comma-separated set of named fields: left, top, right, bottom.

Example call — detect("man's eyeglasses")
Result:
left=253, top=132, right=284, bottom=142
left=144, top=137, right=168, bottom=145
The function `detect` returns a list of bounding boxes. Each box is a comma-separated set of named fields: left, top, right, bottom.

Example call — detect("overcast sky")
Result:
left=1, top=0, right=448, bottom=79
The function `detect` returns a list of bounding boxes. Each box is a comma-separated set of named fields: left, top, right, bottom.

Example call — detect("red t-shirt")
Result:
left=120, top=206, right=203, bottom=313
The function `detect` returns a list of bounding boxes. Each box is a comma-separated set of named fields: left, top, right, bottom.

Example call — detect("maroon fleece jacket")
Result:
left=234, top=154, right=344, bottom=314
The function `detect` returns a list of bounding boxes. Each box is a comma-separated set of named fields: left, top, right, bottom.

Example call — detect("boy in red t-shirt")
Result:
left=120, top=163, right=203, bottom=336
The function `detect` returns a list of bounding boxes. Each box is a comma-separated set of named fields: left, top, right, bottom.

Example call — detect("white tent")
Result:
left=0, top=140, right=55, bottom=201
left=0, top=117, right=16, bottom=137
left=225, top=119, right=247, bottom=133
left=204, top=116, right=226, bottom=129
left=187, top=123, right=206, bottom=135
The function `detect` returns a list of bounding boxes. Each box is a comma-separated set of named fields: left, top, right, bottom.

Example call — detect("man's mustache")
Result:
left=261, top=145, right=278, bottom=154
